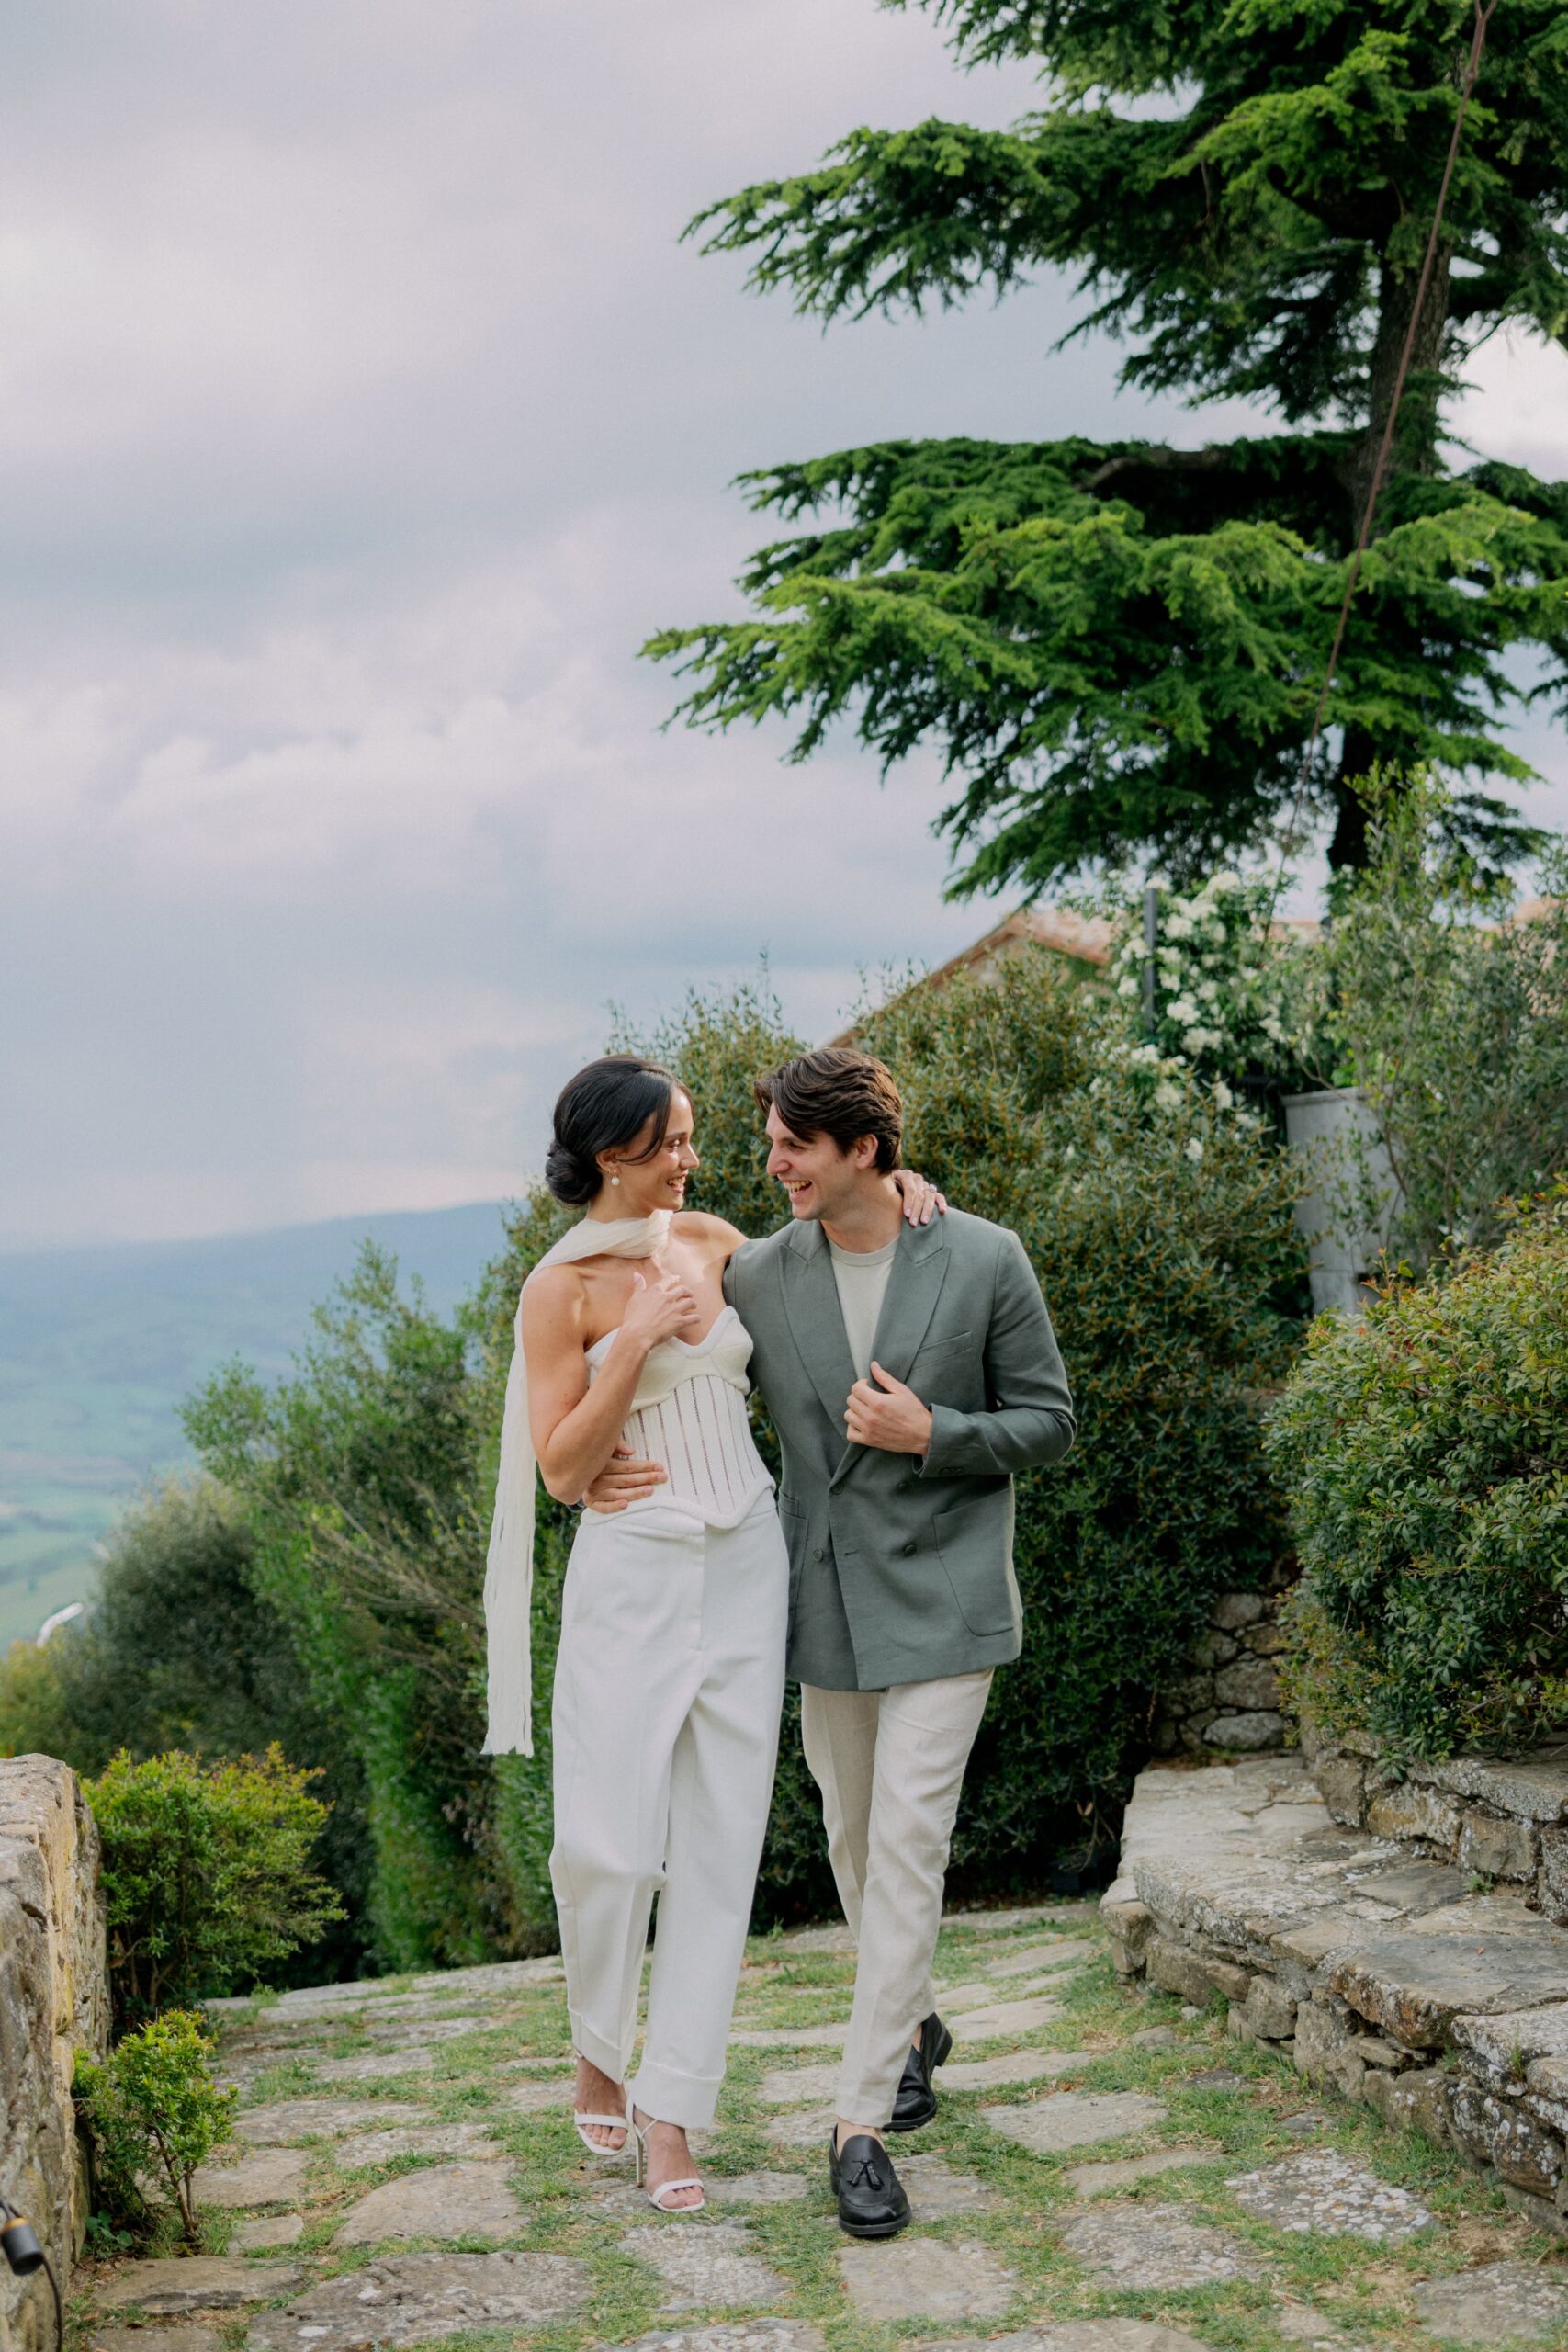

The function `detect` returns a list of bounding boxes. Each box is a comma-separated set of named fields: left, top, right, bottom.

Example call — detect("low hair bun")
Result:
left=544, top=1136, right=596, bottom=1205
left=543, top=1055, right=682, bottom=1208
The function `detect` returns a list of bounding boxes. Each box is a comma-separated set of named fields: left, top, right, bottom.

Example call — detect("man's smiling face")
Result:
left=764, top=1103, right=874, bottom=1223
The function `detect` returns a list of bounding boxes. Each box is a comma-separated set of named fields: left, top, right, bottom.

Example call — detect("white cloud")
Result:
left=2, top=0, right=1563, bottom=1245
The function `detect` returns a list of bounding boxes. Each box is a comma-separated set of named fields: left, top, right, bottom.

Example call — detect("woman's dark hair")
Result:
left=544, top=1056, right=681, bottom=1204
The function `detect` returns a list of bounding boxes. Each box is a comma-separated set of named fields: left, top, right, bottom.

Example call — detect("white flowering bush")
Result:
left=1109, top=871, right=1314, bottom=1089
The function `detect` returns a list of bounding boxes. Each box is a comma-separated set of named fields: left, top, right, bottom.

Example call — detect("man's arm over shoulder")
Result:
left=922, top=1226, right=1075, bottom=1481
left=721, top=1223, right=784, bottom=1310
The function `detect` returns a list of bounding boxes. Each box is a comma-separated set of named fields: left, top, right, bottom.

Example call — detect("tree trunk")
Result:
left=1327, top=246, right=1453, bottom=865
left=1347, top=241, right=1452, bottom=534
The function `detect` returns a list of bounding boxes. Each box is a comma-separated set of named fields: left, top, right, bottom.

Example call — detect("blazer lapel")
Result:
left=781, top=1221, right=859, bottom=1458
left=866, top=1216, right=951, bottom=1391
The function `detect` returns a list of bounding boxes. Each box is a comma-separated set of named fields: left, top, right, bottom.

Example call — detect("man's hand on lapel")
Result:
left=845, top=1361, right=933, bottom=1456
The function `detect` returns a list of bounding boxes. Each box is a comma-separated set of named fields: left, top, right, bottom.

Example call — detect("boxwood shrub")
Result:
left=1268, top=1192, right=1568, bottom=1760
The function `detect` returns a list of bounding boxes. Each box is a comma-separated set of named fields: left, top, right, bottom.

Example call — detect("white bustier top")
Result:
left=585, top=1305, right=773, bottom=1527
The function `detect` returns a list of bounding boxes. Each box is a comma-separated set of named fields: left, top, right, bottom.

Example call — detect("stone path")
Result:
left=78, top=1896, right=1568, bottom=2352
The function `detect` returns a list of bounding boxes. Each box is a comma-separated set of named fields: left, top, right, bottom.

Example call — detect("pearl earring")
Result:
left=610, top=1172, right=620, bottom=1186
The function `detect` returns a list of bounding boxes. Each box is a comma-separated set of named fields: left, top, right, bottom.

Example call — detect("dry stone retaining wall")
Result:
left=1306, top=1725, right=1568, bottom=1925
left=0, top=1755, right=108, bottom=2352
left=1104, top=1754, right=1568, bottom=2243
left=1152, top=1562, right=1294, bottom=1756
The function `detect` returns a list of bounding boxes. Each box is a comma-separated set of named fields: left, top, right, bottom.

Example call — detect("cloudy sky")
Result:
left=6, top=0, right=1566, bottom=1248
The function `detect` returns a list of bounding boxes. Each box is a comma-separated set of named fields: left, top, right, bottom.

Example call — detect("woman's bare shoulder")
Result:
left=521, top=1260, right=588, bottom=1315
left=673, top=1209, right=749, bottom=1258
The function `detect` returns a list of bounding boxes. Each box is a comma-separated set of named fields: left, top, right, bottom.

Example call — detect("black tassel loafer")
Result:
left=829, top=2132, right=911, bottom=2238
left=888, top=2010, right=953, bottom=2133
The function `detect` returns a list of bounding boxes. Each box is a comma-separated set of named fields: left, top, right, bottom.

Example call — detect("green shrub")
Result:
left=1312, top=778, right=1568, bottom=1264
left=76, top=2010, right=237, bottom=2245
left=0, top=1479, right=369, bottom=1982
left=1268, top=1193, right=1568, bottom=1760
left=87, top=1746, right=344, bottom=2022
left=186, top=1250, right=513, bottom=1971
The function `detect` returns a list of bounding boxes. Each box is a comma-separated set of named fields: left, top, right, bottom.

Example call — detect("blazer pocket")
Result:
left=933, top=1495, right=1015, bottom=1636
left=916, top=1328, right=973, bottom=1355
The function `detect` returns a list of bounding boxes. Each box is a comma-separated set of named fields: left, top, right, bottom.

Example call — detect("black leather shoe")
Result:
left=829, top=2131, right=911, bottom=2237
left=887, top=2011, right=953, bottom=2133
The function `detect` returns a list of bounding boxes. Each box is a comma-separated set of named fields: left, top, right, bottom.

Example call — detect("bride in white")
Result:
left=482, top=1055, right=938, bottom=2211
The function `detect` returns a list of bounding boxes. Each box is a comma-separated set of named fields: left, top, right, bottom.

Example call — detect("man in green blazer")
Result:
left=728, top=1046, right=1075, bottom=2237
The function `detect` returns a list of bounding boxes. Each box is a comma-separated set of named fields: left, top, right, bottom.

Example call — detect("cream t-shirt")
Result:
left=828, top=1234, right=899, bottom=1383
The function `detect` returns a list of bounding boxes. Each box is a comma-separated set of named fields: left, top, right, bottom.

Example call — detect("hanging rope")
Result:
left=1266, top=0, right=1499, bottom=919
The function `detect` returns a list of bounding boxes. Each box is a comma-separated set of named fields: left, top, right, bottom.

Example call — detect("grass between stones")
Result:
left=73, top=1905, right=1568, bottom=2352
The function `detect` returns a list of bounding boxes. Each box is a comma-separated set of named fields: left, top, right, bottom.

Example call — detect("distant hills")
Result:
left=0, top=1202, right=509, bottom=1647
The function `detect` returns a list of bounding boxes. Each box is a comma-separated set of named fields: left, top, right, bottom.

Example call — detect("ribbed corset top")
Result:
left=584, top=1305, right=773, bottom=1528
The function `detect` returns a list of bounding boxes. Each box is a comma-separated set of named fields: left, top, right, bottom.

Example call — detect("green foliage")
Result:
left=0, top=1478, right=369, bottom=1984
left=1106, top=866, right=1320, bottom=1090
left=1269, top=1194, right=1568, bottom=1759
left=1314, top=775, right=1568, bottom=1261
left=185, top=1248, right=523, bottom=1971
left=649, top=0, right=1568, bottom=883
left=87, top=1746, right=343, bottom=2023
left=76, top=2010, right=237, bottom=2245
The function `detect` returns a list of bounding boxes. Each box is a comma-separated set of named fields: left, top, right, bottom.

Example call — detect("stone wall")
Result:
left=1153, top=1559, right=1294, bottom=1755
left=1105, top=1755, right=1568, bottom=2244
left=0, top=1756, right=108, bottom=2352
left=1308, top=1728, right=1568, bottom=1926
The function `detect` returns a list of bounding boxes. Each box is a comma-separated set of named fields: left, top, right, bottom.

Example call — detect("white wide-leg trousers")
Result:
left=801, top=1668, right=994, bottom=2128
left=550, top=1493, right=788, bottom=2130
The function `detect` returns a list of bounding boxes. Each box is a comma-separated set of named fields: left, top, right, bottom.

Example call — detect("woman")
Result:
left=482, top=1054, right=938, bottom=2212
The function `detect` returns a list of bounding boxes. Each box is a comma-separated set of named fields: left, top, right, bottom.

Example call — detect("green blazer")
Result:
left=726, top=1208, right=1075, bottom=1690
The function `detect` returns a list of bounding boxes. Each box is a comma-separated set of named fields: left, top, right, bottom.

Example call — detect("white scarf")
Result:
left=482, top=1209, right=672, bottom=1756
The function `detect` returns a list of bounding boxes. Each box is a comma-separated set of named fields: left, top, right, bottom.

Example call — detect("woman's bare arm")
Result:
left=522, top=1263, right=697, bottom=1503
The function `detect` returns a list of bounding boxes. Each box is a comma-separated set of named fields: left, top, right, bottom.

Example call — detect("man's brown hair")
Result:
left=754, top=1047, right=904, bottom=1172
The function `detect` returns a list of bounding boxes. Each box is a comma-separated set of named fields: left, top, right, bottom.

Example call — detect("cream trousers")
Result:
left=550, top=1493, right=787, bottom=2131
left=801, top=1668, right=994, bottom=2128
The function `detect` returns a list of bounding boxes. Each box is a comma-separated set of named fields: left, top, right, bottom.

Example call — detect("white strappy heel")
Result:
left=573, top=2105, right=634, bottom=2158
left=632, top=2104, right=705, bottom=2213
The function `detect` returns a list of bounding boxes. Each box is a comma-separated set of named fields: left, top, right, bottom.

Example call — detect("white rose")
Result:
left=1168, top=996, right=1200, bottom=1026
left=1163, top=913, right=1194, bottom=940
left=1154, top=1080, right=1183, bottom=1111
left=1117, top=975, right=1141, bottom=999
left=1185, top=1136, right=1205, bottom=1161
left=1213, top=1080, right=1234, bottom=1109
left=1212, top=870, right=1242, bottom=892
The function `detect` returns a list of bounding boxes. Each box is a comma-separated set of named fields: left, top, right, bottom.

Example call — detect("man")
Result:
left=593, top=1046, right=1074, bottom=2238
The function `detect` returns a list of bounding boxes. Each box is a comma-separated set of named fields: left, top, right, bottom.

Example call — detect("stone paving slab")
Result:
left=620, top=2219, right=789, bottom=2311
left=234, top=2098, right=430, bottom=2144
left=763, top=2104, right=840, bottom=2150
left=981, top=2089, right=1167, bottom=2154
left=1329, top=1918, right=1568, bottom=2050
left=588, top=2325, right=828, bottom=2352
left=896, top=2154, right=1002, bottom=2217
left=730, top=2022, right=849, bottom=2050
left=89, top=2330, right=224, bottom=2352
left=758, top=2062, right=840, bottom=2105
left=1065, top=2146, right=1223, bottom=2197
left=590, top=2173, right=812, bottom=2215
left=332, top=2122, right=501, bottom=2166
left=334, top=2157, right=525, bottom=2245
left=1226, top=2150, right=1435, bottom=2241
left=1056, top=2200, right=1265, bottom=2290
left=929, top=1978, right=1002, bottom=2008
left=190, top=2148, right=310, bottom=2208
left=502, top=2075, right=573, bottom=2113
left=315, top=2049, right=440, bottom=2082
left=244, top=2252, right=590, bottom=2350
left=1409, top=2257, right=1568, bottom=2343
left=231, top=2217, right=305, bottom=2250
left=836, top=2235, right=1019, bottom=2321
left=951, top=1996, right=1066, bottom=2041
left=985, top=1937, right=1089, bottom=1976
left=941, top=2048, right=1095, bottom=2090
left=923, top=2329, right=1220, bottom=2352
left=99, top=2260, right=304, bottom=2313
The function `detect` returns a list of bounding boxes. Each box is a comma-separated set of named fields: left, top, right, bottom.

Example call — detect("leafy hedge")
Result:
left=1268, top=1193, right=1568, bottom=1760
